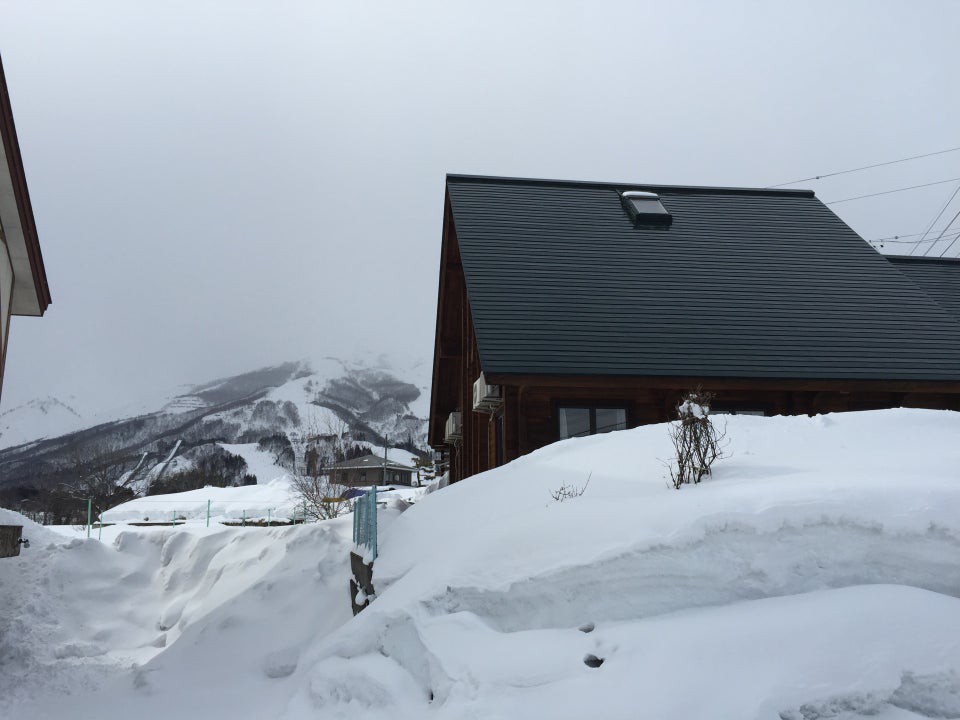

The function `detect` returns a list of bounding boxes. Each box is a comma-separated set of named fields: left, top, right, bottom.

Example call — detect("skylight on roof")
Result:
left=621, top=190, right=672, bottom=224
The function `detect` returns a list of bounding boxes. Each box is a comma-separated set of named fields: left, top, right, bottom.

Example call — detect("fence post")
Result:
left=98, top=511, right=102, bottom=541
left=206, top=499, right=211, bottom=528
left=268, top=508, right=271, bottom=527
left=371, top=485, right=377, bottom=561
left=86, top=498, right=92, bottom=539
left=242, top=509, right=246, bottom=527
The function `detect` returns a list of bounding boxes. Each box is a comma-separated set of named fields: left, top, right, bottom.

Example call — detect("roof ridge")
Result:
left=446, top=173, right=816, bottom=198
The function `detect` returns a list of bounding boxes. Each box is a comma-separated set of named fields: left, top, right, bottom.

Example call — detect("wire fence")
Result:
left=17, top=498, right=320, bottom=541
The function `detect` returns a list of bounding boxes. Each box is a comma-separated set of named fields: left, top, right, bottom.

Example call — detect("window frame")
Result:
left=710, top=402, right=768, bottom=417
left=554, top=400, right=631, bottom=440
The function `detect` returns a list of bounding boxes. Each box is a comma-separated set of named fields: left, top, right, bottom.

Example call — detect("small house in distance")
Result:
left=429, top=174, right=960, bottom=483
left=328, top=453, right=416, bottom=487
left=0, top=54, right=52, bottom=402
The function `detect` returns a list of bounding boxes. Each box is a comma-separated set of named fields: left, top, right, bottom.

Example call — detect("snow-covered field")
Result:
left=2, top=408, right=959, bottom=719
left=93, top=442, right=424, bottom=528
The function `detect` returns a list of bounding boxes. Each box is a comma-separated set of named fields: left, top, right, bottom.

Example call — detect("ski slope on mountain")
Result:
left=2, top=409, right=959, bottom=720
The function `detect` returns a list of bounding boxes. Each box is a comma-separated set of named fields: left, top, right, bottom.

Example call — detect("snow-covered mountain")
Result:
left=0, top=396, right=87, bottom=449
left=0, top=356, right=430, bottom=502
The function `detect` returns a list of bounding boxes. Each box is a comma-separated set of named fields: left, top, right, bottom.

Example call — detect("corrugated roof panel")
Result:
left=887, top=256, right=960, bottom=322
left=447, top=175, right=960, bottom=381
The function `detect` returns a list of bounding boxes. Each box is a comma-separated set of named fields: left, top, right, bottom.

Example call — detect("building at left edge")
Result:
left=0, top=54, right=52, bottom=402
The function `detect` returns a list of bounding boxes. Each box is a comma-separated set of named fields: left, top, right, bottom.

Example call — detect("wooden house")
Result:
left=0, top=54, right=51, bottom=402
left=429, top=175, right=960, bottom=483
left=328, top=452, right=416, bottom=487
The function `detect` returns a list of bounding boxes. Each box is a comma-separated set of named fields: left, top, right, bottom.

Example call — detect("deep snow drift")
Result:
left=2, top=409, right=959, bottom=720
left=0, top=510, right=355, bottom=719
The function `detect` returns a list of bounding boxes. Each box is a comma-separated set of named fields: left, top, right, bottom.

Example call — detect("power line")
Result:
left=869, top=230, right=960, bottom=245
left=824, top=177, right=960, bottom=205
left=935, top=207, right=960, bottom=257
left=870, top=231, right=937, bottom=242
left=911, top=181, right=960, bottom=255
left=767, top=145, right=960, bottom=188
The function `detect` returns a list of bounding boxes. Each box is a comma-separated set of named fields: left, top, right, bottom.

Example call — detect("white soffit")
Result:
left=0, top=137, right=41, bottom=316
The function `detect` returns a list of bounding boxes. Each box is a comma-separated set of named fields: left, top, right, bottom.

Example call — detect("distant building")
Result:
left=0, top=55, right=51, bottom=402
left=429, top=174, right=960, bottom=483
left=328, top=452, right=415, bottom=487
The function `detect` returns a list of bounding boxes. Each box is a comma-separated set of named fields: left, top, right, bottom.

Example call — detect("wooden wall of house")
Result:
left=470, top=382, right=960, bottom=480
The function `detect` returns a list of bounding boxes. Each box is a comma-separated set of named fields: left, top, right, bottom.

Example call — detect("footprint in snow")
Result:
left=583, top=654, right=604, bottom=668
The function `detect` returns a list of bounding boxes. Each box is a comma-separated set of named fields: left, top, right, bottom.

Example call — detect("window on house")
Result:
left=711, top=408, right=766, bottom=416
left=558, top=406, right=628, bottom=439
left=621, top=190, right=671, bottom=224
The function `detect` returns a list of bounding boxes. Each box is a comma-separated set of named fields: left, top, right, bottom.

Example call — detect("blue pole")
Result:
left=371, top=485, right=377, bottom=560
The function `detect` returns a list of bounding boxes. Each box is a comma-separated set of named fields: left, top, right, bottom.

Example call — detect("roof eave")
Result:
left=0, top=54, right=51, bottom=317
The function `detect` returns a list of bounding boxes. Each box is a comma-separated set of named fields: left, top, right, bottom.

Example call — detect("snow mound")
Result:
left=285, top=409, right=960, bottom=718
left=101, top=477, right=300, bottom=524
left=0, top=519, right=354, bottom=719
left=3, top=409, right=959, bottom=720
left=0, top=506, right=64, bottom=547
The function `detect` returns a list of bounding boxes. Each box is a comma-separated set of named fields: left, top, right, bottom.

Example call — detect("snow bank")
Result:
left=376, top=409, right=960, bottom=610
left=284, top=409, right=960, bottom=718
left=0, top=506, right=64, bottom=547
left=0, top=519, right=354, bottom=719
left=101, top=478, right=301, bottom=523
left=4, top=409, right=959, bottom=720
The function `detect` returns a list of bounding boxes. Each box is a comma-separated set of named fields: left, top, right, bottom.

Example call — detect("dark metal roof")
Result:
left=446, top=174, right=960, bottom=382
left=887, top=256, right=960, bottom=322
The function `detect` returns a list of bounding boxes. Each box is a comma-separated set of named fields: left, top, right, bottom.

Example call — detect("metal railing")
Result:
left=352, top=486, right=378, bottom=560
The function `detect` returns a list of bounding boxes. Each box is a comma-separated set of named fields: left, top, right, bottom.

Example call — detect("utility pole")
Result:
left=382, top=435, right=388, bottom=485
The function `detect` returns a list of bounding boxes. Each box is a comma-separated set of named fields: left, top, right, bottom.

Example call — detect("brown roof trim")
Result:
left=0, top=53, right=51, bottom=314
left=484, top=373, right=960, bottom=394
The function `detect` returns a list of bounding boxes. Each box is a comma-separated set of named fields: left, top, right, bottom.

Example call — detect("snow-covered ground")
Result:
left=0, top=508, right=356, bottom=719
left=95, top=442, right=424, bottom=527
left=2, top=408, right=959, bottom=719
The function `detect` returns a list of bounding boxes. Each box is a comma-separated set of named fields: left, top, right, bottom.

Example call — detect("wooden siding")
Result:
left=437, top=366, right=960, bottom=483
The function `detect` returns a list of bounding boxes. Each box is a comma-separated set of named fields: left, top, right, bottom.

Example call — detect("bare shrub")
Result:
left=668, top=389, right=727, bottom=489
left=551, top=472, right=592, bottom=502
left=288, top=414, right=351, bottom=521
left=289, top=472, right=351, bottom=521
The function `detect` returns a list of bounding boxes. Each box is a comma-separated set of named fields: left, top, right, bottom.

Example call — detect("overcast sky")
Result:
left=1, top=0, right=959, bottom=416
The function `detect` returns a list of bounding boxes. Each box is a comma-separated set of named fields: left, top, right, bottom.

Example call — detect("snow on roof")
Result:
left=328, top=452, right=416, bottom=471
